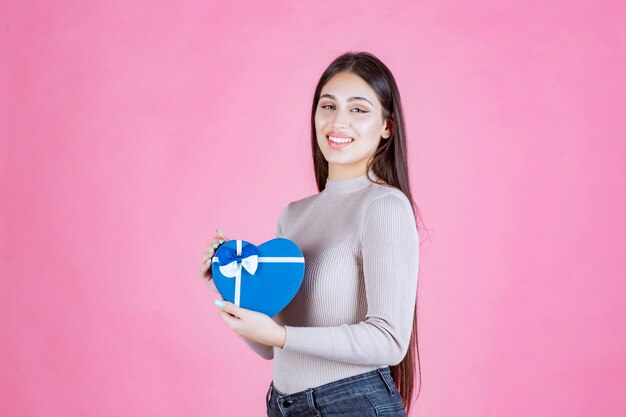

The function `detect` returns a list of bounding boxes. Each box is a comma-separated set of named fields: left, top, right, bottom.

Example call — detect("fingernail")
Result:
left=218, top=239, right=224, bottom=244
left=213, top=243, right=218, bottom=248
left=214, top=299, right=225, bottom=308
left=216, top=228, right=222, bottom=234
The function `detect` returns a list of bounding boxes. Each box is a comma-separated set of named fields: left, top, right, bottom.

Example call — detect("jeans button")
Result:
left=282, top=399, right=293, bottom=407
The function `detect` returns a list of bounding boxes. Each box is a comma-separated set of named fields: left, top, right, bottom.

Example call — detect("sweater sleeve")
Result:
left=241, top=204, right=289, bottom=360
left=278, top=193, right=419, bottom=366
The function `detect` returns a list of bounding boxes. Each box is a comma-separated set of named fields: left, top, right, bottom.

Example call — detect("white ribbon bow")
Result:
left=217, top=240, right=258, bottom=307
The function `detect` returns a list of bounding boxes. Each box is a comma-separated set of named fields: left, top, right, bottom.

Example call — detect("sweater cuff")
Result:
left=280, top=325, right=307, bottom=352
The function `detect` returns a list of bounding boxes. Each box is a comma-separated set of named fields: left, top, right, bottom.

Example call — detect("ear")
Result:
left=381, top=118, right=393, bottom=139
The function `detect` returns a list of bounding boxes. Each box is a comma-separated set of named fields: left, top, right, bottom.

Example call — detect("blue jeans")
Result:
left=266, top=366, right=406, bottom=417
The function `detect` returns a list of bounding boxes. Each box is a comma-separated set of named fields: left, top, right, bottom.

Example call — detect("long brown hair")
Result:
left=309, top=51, right=428, bottom=415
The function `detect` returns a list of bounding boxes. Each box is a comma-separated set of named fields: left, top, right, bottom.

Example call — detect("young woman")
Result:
left=201, top=51, right=423, bottom=416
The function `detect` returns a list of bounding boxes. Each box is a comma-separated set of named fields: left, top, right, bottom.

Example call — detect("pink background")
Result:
left=1, top=1, right=625, bottom=416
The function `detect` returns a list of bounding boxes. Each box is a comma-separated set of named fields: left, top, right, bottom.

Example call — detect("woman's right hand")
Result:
left=200, top=229, right=229, bottom=294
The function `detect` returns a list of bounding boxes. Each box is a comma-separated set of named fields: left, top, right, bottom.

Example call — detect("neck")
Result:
left=327, top=163, right=370, bottom=181
left=323, top=168, right=379, bottom=194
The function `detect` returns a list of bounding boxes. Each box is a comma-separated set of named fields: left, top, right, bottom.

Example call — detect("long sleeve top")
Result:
left=242, top=169, right=420, bottom=394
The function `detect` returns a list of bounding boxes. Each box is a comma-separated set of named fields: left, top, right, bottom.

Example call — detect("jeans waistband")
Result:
left=267, top=366, right=396, bottom=414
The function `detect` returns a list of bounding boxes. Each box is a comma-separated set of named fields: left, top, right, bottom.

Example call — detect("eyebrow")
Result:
left=319, top=93, right=374, bottom=107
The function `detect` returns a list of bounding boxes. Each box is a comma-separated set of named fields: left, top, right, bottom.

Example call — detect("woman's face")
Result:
left=315, top=71, right=391, bottom=179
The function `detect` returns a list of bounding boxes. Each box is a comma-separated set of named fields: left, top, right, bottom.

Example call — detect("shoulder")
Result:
left=363, top=184, right=413, bottom=217
left=285, top=192, right=318, bottom=212
left=359, top=185, right=418, bottom=242
left=359, top=185, right=416, bottom=235
left=278, top=191, right=319, bottom=222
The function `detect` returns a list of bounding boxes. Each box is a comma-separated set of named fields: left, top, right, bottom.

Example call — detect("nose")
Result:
left=331, top=107, right=350, bottom=129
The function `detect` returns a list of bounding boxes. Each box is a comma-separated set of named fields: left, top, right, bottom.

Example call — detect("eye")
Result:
left=319, top=104, right=368, bottom=113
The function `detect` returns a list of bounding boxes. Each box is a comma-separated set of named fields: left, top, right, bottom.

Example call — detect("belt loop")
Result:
left=305, top=388, right=320, bottom=416
left=377, top=367, right=396, bottom=396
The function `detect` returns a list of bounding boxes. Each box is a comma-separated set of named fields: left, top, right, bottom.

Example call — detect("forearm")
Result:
left=279, top=291, right=416, bottom=366
left=242, top=337, right=275, bottom=360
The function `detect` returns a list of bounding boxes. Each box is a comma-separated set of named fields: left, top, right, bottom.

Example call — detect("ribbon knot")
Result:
left=216, top=240, right=259, bottom=307
left=218, top=242, right=259, bottom=277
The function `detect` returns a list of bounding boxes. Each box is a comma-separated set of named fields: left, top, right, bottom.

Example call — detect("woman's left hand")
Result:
left=215, top=299, right=286, bottom=348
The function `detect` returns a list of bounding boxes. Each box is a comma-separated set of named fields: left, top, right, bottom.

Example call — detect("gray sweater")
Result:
left=243, top=169, right=420, bottom=394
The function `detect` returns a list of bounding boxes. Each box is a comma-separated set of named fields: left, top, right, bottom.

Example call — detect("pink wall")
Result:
left=1, top=1, right=625, bottom=416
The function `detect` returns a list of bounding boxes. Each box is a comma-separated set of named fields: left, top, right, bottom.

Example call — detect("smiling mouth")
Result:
left=327, top=135, right=354, bottom=144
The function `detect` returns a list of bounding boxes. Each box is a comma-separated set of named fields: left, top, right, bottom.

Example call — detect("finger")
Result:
left=201, top=254, right=214, bottom=268
left=200, top=261, right=212, bottom=276
left=201, top=233, right=229, bottom=271
left=202, top=241, right=227, bottom=270
left=219, top=299, right=234, bottom=315
left=205, top=240, right=220, bottom=256
left=202, top=250, right=214, bottom=261
left=201, top=259, right=212, bottom=274
left=206, top=236, right=224, bottom=251
left=213, top=236, right=229, bottom=246
left=207, top=233, right=229, bottom=252
left=214, top=230, right=229, bottom=242
left=201, top=248, right=217, bottom=265
left=201, top=254, right=215, bottom=272
left=219, top=300, right=242, bottom=319
left=220, top=309, right=240, bottom=329
left=204, top=245, right=216, bottom=257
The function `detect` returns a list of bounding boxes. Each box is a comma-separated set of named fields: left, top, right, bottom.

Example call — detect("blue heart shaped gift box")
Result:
left=211, top=238, right=305, bottom=317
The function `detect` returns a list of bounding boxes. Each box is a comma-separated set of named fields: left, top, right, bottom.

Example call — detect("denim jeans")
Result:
left=266, top=366, right=406, bottom=417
